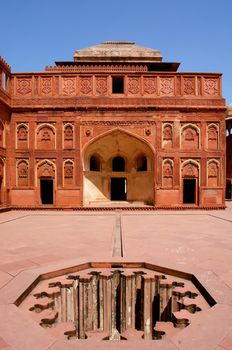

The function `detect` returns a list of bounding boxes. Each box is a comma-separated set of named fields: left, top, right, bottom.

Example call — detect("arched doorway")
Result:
left=83, top=130, right=154, bottom=206
left=37, top=160, right=56, bottom=205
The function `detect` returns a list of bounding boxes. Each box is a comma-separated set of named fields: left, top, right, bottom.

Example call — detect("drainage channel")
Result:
left=112, top=214, right=123, bottom=257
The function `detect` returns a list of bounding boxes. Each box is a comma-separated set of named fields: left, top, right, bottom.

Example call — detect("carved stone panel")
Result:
left=37, top=125, right=55, bottom=150
left=143, top=77, right=157, bottom=95
left=41, top=77, right=52, bottom=96
left=159, top=77, right=174, bottom=96
left=203, top=78, right=219, bottom=96
left=16, top=78, right=32, bottom=96
left=182, top=162, right=199, bottom=178
left=62, top=78, right=76, bottom=96
left=63, top=124, right=74, bottom=149
left=207, top=125, right=218, bottom=149
left=183, top=77, right=195, bottom=95
left=17, top=124, right=28, bottom=149
left=208, top=161, right=219, bottom=187
left=163, top=160, right=173, bottom=188
left=96, top=77, right=108, bottom=95
left=127, top=77, right=140, bottom=95
left=17, top=160, right=29, bottom=187
left=162, top=124, right=173, bottom=148
left=37, top=160, right=55, bottom=178
left=80, top=77, right=93, bottom=95
left=181, top=125, right=199, bottom=149
left=64, top=160, right=74, bottom=186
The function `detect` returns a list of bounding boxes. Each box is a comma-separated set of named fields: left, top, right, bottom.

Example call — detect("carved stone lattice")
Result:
left=183, top=78, right=195, bottom=95
left=160, top=78, right=174, bottom=95
left=16, top=79, right=32, bottom=95
left=128, top=78, right=140, bottom=94
left=144, top=77, right=156, bottom=94
left=63, top=78, right=76, bottom=96
left=80, top=78, right=92, bottom=94
left=96, top=77, right=107, bottom=95
left=41, top=77, right=52, bottom=95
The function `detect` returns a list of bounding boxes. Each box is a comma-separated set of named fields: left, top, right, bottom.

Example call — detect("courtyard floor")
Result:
left=0, top=204, right=232, bottom=349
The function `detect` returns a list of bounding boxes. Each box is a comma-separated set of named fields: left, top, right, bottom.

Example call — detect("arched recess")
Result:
left=16, top=159, right=29, bottom=187
left=162, top=123, right=173, bottom=148
left=207, top=123, right=218, bottom=149
left=181, top=160, right=200, bottom=205
left=16, top=123, right=29, bottom=149
left=36, top=159, right=56, bottom=205
left=36, top=123, right=56, bottom=150
left=180, top=123, right=200, bottom=150
left=162, top=159, right=174, bottom=188
left=83, top=129, right=155, bottom=206
left=63, top=159, right=74, bottom=187
left=207, top=159, right=220, bottom=187
left=0, top=120, right=5, bottom=148
left=63, top=123, right=74, bottom=149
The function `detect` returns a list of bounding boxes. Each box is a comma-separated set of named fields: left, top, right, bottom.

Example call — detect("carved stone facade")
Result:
left=0, top=42, right=226, bottom=208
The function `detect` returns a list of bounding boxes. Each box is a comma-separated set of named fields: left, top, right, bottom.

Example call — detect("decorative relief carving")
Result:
left=41, top=77, right=52, bottom=95
left=182, top=162, right=199, bottom=178
left=96, top=77, right=107, bottom=95
left=17, top=124, right=28, bottom=142
left=181, top=125, right=199, bottom=149
left=160, top=78, right=174, bottom=95
left=185, top=129, right=195, bottom=141
left=81, top=120, right=156, bottom=126
left=37, top=160, right=55, bottom=178
left=16, top=79, right=32, bottom=95
left=208, top=161, right=219, bottom=187
left=17, top=160, right=29, bottom=186
left=64, top=161, right=73, bottom=178
left=37, top=125, right=55, bottom=149
left=145, top=128, right=151, bottom=136
left=62, top=78, right=76, bottom=96
left=128, top=78, right=140, bottom=94
left=144, top=77, right=156, bottom=94
left=85, top=128, right=92, bottom=136
left=163, top=124, right=172, bottom=140
left=63, top=124, right=73, bottom=149
left=204, top=78, right=218, bottom=95
left=183, top=78, right=195, bottom=95
left=80, top=77, right=92, bottom=95
left=41, top=129, right=51, bottom=141
left=163, top=160, right=173, bottom=188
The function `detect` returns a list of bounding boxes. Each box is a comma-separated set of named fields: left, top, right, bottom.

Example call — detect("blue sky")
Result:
left=1, top=0, right=232, bottom=104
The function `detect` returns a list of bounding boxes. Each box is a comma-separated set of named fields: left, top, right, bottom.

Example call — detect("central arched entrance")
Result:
left=83, top=129, right=154, bottom=206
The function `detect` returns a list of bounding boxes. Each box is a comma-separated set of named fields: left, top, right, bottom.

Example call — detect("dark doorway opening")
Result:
left=111, top=178, right=127, bottom=201
left=226, top=180, right=232, bottom=200
left=183, top=178, right=196, bottom=204
left=40, top=179, right=53, bottom=204
left=112, top=76, right=124, bottom=94
left=112, top=156, right=125, bottom=172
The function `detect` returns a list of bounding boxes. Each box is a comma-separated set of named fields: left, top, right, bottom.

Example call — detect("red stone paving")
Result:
left=0, top=204, right=232, bottom=349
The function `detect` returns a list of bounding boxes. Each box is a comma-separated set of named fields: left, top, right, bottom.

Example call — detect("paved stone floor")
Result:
left=0, top=204, right=232, bottom=349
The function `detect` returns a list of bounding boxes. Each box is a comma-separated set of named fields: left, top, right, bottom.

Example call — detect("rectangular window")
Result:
left=112, top=76, right=124, bottom=94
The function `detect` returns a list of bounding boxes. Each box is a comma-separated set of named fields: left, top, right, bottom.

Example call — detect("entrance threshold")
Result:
left=88, top=200, right=151, bottom=208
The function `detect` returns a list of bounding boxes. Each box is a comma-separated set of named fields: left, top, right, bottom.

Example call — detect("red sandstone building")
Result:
left=0, top=42, right=227, bottom=208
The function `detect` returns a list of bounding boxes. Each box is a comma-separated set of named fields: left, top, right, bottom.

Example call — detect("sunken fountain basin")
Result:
left=15, top=261, right=215, bottom=342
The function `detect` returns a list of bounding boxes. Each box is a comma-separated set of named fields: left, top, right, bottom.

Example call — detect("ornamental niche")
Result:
left=163, top=124, right=173, bottom=148
left=37, top=160, right=55, bottom=178
left=182, top=162, right=199, bottom=178
left=64, top=124, right=74, bottom=149
left=64, top=160, right=74, bottom=186
left=208, top=161, right=219, bottom=187
left=207, top=125, right=218, bottom=149
left=181, top=125, right=199, bottom=149
left=37, top=125, right=56, bottom=149
left=17, top=160, right=29, bottom=187
left=17, top=124, right=28, bottom=149
left=163, top=160, right=173, bottom=188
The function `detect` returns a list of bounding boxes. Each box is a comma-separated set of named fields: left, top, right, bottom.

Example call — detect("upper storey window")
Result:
left=112, top=76, right=124, bottom=94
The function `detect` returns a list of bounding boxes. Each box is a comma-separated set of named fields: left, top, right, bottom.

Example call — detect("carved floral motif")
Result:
left=18, top=161, right=28, bottom=179
left=144, top=77, right=156, bottom=94
left=96, top=77, right=107, bottom=95
left=182, top=163, right=199, bottom=177
left=63, top=78, right=76, bottom=95
left=163, top=161, right=173, bottom=177
left=17, top=125, right=28, bottom=141
left=160, top=78, right=174, bottom=95
left=128, top=78, right=140, bottom=94
left=80, top=78, right=92, bottom=94
left=16, top=79, right=32, bottom=95
left=64, top=125, right=73, bottom=140
left=183, top=78, right=195, bottom=95
left=163, top=125, right=172, bottom=140
left=37, top=161, right=55, bottom=178
left=41, top=77, right=52, bottom=95
left=204, top=79, right=218, bottom=95
left=64, top=162, right=73, bottom=178
left=208, top=162, right=218, bottom=177
left=208, top=127, right=217, bottom=140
